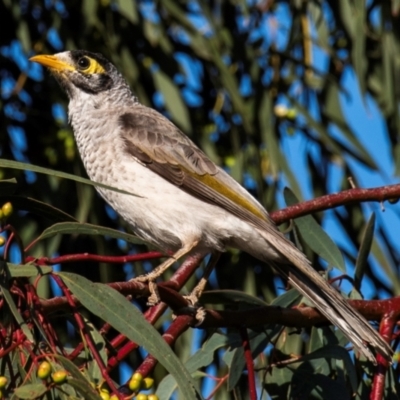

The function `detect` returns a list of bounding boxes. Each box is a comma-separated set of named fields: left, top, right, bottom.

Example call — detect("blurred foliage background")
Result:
left=1, top=0, right=400, bottom=398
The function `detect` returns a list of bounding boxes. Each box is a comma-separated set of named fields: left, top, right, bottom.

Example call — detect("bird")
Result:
left=29, top=50, right=392, bottom=364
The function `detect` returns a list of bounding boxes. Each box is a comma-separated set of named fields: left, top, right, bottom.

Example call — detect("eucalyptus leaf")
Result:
left=12, top=383, right=47, bottom=399
left=157, top=333, right=227, bottom=399
left=0, top=159, right=138, bottom=197
left=59, top=272, right=203, bottom=400
left=284, top=188, right=346, bottom=272
left=7, top=263, right=52, bottom=277
left=300, top=344, right=358, bottom=393
left=36, top=222, right=148, bottom=246
left=65, top=378, right=102, bottom=400
left=153, top=69, right=191, bottom=133
left=116, top=0, right=138, bottom=24
left=354, top=213, right=375, bottom=291
left=0, top=261, right=34, bottom=343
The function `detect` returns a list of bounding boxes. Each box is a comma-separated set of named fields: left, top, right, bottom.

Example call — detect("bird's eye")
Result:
left=77, top=57, right=90, bottom=70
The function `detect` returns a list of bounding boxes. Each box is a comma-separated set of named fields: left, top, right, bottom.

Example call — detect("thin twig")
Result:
left=239, top=327, right=257, bottom=400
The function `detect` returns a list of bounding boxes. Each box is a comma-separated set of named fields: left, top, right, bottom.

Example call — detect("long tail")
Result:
left=257, top=229, right=393, bottom=364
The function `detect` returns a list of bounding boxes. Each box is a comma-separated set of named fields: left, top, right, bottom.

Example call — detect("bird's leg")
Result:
left=135, top=240, right=199, bottom=305
left=184, top=251, right=221, bottom=322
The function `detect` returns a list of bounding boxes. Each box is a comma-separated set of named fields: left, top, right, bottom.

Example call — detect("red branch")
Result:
left=198, top=296, right=400, bottom=329
left=370, top=311, right=399, bottom=400
left=270, top=184, right=400, bottom=225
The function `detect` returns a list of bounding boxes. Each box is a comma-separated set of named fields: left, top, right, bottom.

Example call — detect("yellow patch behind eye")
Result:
left=81, top=58, right=106, bottom=74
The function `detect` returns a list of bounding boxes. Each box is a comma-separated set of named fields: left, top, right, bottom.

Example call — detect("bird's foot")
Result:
left=132, top=275, right=161, bottom=306
left=181, top=294, right=206, bottom=325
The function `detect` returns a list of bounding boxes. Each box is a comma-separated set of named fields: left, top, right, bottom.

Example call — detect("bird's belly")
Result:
left=85, top=153, right=234, bottom=251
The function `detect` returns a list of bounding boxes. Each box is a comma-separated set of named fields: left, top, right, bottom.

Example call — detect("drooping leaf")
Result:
left=59, top=272, right=203, bottom=400
left=284, top=188, right=346, bottom=272
left=157, top=333, right=227, bottom=399
left=200, top=289, right=269, bottom=307
left=0, top=261, right=34, bottom=343
left=36, top=221, right=148, bottom=246
left=116, top=0, right=138, bottom=24
left=153, top=69, right=192, bottom=133
left=0, top=159, right=138, bottom=197
left=354, top=213, right=375, bottom=290
left=299, top=344, right=358, bottom=393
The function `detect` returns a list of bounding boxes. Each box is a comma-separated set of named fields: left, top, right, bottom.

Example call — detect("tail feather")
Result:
left=257, top=229, right=393, bottom=364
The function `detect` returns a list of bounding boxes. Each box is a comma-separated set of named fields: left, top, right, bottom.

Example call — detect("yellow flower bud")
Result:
left=99, top=389, right=111, bottom=400
left=37, top=361, right=52, bottom=379
left=129, top=378, right=142, bottom=392
left=51, top=370, right=68, bottom=384
left=1, top=203, right=12, bottom=218
left=142, top=377, right=154, bottom=389
left=0, top=376, right=7, bottom=388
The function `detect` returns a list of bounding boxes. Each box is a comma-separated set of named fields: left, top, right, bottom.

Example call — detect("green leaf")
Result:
left=322, top=82, right=376, bottom=168
left=0, top=158, right=138, bottom=197
left=354, top=213, right=375, bottom=290
left=65, top=378, right=102, bottom=400
left=381, top=32, right=396, bottom=116
left=157, top=333, right=227, bottom=399
left=36, top=222, right=148, bottom=246
left=259, top=92, right=279, bottom=178
left=58, top=272, right=203, bottom=400
left=84, top=317, right=107, bottom=384
left=371, top=239, right=400, bottom=295
left=153, top=69, right=192, bottom=133
left=16, top=20, right=31, bottom=52
left=265, top=365, right=293, bottom=399
left=350, top=0, right=367, bottom=97
left=53, top=354, right=97, bottom=389
left=7, top=263, right=52, bottom=277
left=116, top=0, right=138, bottom=24
left=271, top=288, right=302, bottom=308
left=0, top=178, right=17, bottom=195
left=300, top=345, right=358, bottom=393
left=0, top=261, right=35, bottom=343
left=82, top=0, right=98, bottom=27
left=283, top=188, right=345, bottom=272
left=200, top=289, right=268, bottom=307
left=12, top=383, right=47, bottom=399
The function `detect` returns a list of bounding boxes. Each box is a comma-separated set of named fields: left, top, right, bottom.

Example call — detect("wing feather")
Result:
left=118, top=106, right=273, bottom=227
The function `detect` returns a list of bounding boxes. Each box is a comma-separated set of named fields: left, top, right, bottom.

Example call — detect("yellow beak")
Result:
left=29, top=55, right=75, bottom=72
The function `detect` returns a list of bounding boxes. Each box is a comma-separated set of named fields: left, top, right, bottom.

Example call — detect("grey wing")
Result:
left=118, top=104, right=274, bottom=229
left=118, top=104, right=218, bottom=176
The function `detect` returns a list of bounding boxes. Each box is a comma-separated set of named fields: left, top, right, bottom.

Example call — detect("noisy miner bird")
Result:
left=30, top=50, right=392, bottom=364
